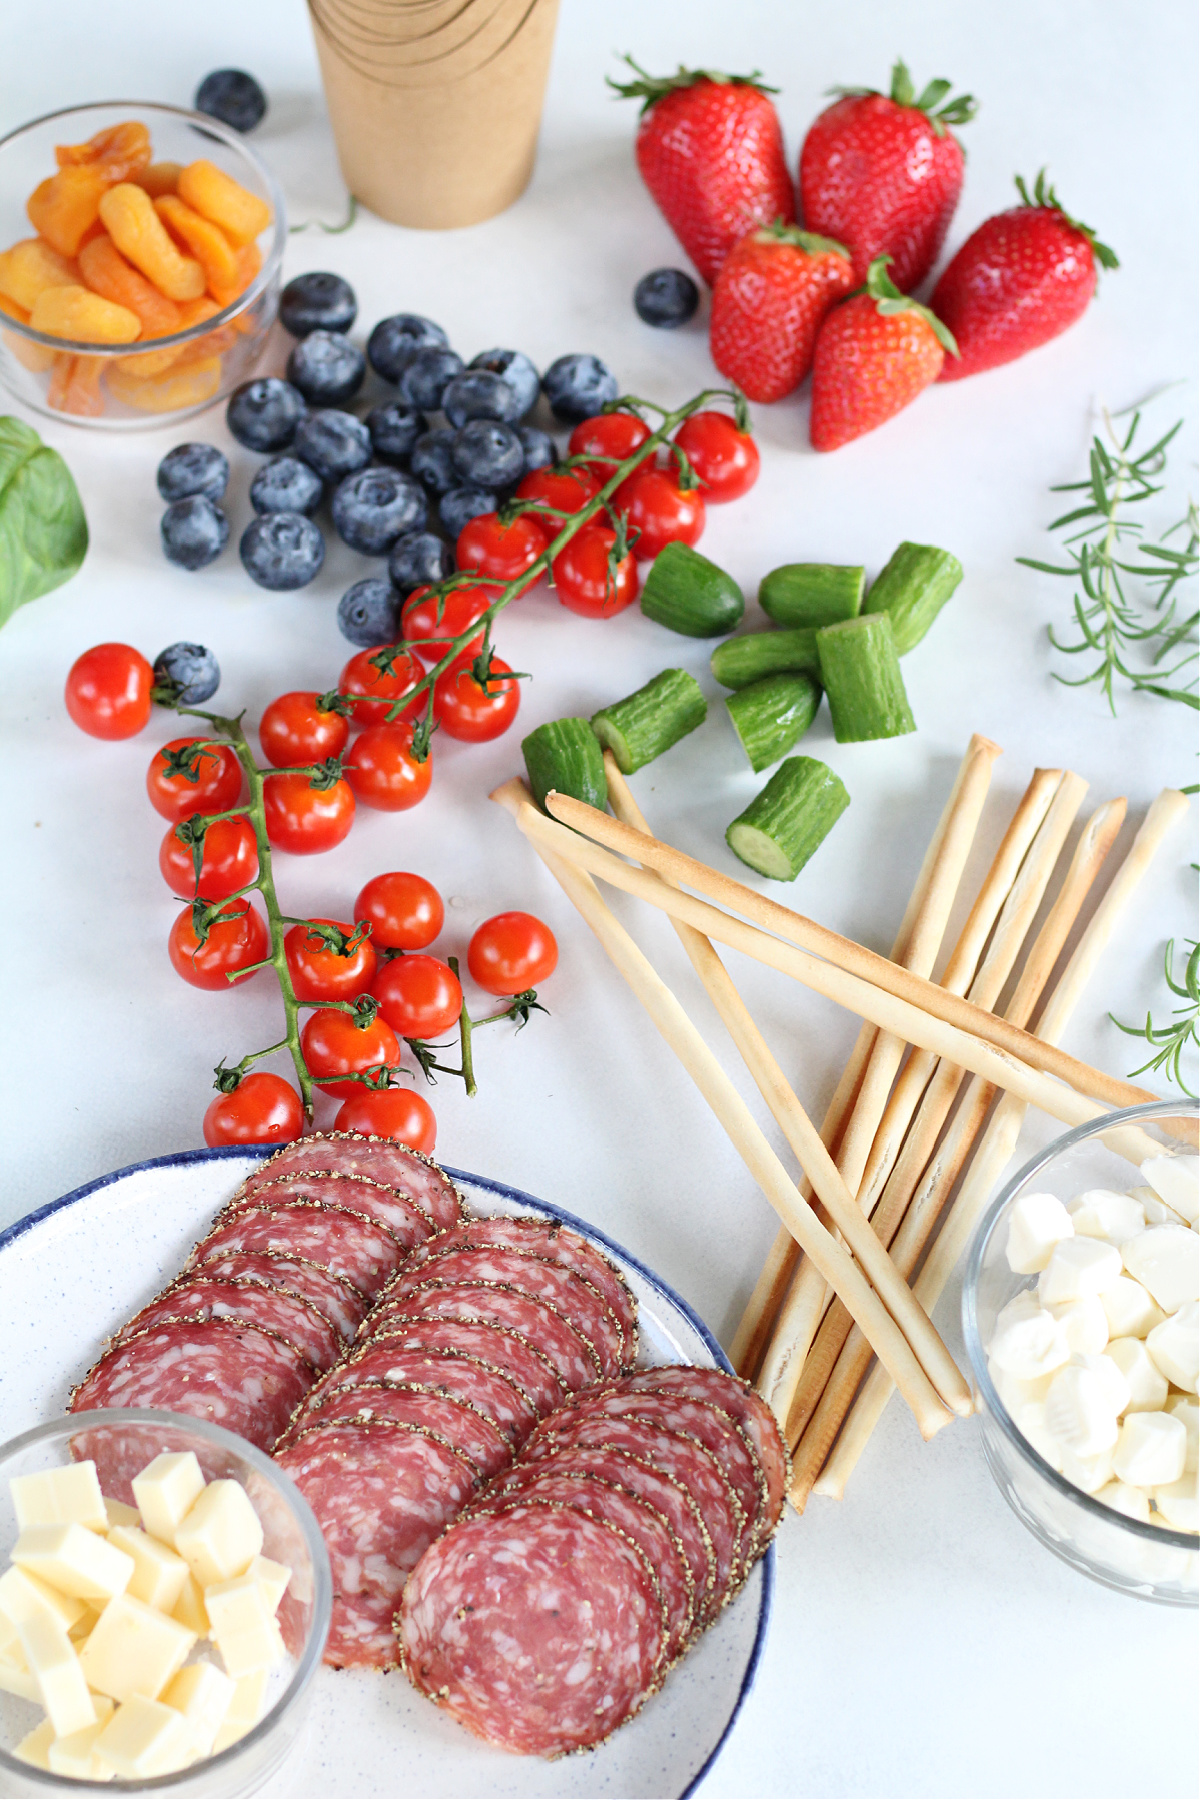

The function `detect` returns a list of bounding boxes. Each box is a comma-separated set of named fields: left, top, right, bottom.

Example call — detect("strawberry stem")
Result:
left=1014, top=170, right=1119, bottom=272
left=829, top=58, right=977, bottom=135
left=609, top=54, right=779, bottom=114
left=859, top=255, right=959, bottom=356
left=756, top=220, right=851, bottom=261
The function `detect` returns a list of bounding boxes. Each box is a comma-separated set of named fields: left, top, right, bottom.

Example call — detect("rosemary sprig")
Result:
left=1018, top=410, right=1199, bottom=713
left=1111, top=938, right=1200, bottom=1099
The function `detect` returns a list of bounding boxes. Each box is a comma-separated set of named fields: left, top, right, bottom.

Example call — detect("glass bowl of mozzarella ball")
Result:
left=964, top=1100, right=1198, bottom=1605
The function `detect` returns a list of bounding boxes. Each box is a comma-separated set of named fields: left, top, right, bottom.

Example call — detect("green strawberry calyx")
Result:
left=830, top=58, right=978, bottom=136
left=753, top=220, right=852, bottom=261
left=609, top=55, right=779, bottom=114
left=1014, top=170, right=1120, bottom=271
left=859, top=257, right=959, bottom=357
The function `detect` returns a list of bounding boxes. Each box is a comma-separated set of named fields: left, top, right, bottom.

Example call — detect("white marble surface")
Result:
left=0, top=1, right=1196, bottom=1794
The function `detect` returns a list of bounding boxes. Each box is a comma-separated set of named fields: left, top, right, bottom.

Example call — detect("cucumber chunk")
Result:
left=710, top=628, right=821, bottom=689
left=726, top=674, right=821, bottom=773
left=816, top=614, right=916, bottom=742
left=758, top=563, right=865, bottom=627
left=522, top=717, right=608, bottom=812
left=640, top=541, right=744, bottom=637
left=591, top=668, right=706, bottom=775
left=726, top=756, right=850, bottom=881
left=863, top=541, right=962, bottom=654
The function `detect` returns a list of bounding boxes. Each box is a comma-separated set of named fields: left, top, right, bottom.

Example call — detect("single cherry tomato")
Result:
left=203, top=1073, right=304, bottom=1147
left=159, top=814, right=259, bottom=900
left=300, top=1005, right=401, bottom=1100
left=613, top=468, right=706, bottom=561
left=467, top=910, right=558, bottom=996
left=338, top=647, right=426, bottom=724
left=514, top=465, right=599, bottom=544
left=433, top=654, right=521, bottom=742
left=456, top=512, right=545, bottom=587
left=354, top=872, right=444, bottom=951
left=146, top=736, right=243, bottom=823
left=259, top=691, right=351, bottom=768
left=674, top=411, right=760, bottom=503
left=552, top=524, right=638, bottom=619
left=168, top=897, right=270, bottom=992
left=345, top=724, right=432, bottom=812
left=65, top=643, right=154, bottom=740
left=285, top=916, right=378, bottom=1003
left=401, top=582, right=498, bottom=666
left=568, top=411, right=652, bottom=482
left=371, top=954, right=463, bottom=1040
left=333, top=1086, right=436, bottom=1155
left=263, top=770, right=355, bottom=854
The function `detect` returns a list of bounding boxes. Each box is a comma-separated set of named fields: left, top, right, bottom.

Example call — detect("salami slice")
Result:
left=284, top=1384, right=513, bottom=1478
left=398, top=1502, right=666, bottom=1756
left=191, top=1202, right=404, bottom=1297
left=222, top=1172, right=435, bottom=1248
left=238, top=1132, right=462, bottom=1230
left=275, top=1420, right=480, bottom=1669
left=289, top=1345, right=532, bottom=1445
left=332, top=1329, right=548, bottom=1432
left=115, top=1277, right=340, bottom=1373
left=366, top=1281, right=600, bottom=1392
left=189, top=1250, right=366, bottom=1340
left=622, top=1367, right=789, bottom=1539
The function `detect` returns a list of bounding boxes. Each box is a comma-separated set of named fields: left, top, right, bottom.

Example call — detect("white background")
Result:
left=1, top=2, right=1197, bottom=1794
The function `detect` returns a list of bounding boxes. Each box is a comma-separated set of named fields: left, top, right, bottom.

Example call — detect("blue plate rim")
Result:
left=0, top=1144, right=773, bottom=1799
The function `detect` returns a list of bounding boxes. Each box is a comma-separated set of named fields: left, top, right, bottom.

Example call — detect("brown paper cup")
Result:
left=309, top=0, right=562, bottom=229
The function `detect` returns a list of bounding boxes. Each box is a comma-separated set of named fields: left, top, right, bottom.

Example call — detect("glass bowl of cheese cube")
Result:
left=0, top=1408, right=331, bottom=1794
left=963, top=1100, right=1198, bottom=1606
left=0, top=102, right=285, bottom=428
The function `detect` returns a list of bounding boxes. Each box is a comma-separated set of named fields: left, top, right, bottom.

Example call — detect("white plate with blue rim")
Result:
left=0, top=1146, right=772, bottom=1799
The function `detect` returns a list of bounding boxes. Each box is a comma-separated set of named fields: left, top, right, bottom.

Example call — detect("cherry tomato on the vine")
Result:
left=514, top=466, right=599, bottom=544
left=552, top=524, right=638, bottom=619
left=673, top=411, right=760, bottom=503
left=285, top=916, right=378, bottom=1003
left=345, top=723, right=432, bottom=812
left=333, top=1086, right=436, bottom=1155
left=168, top=897, right=270, bottom=992
left=159, top=813, right=259, bottom=900
left=263, top=770, right=355, bottom=854
left=613, top=468, right=706, bottom=561
left=300, top=1005, right=400, bottom=1100
left=259, top=691, right=351, bottom=768
left=468, top=911, right=558, bottom=996
left=65, top=643, right=154, bottom=740
left=371, top=954, right=463, bottom=1040
left=433, top=654, right=521, bottom=742
left=203, top=1072, right=304, bottom=1147
left=146, top=736, right=243, bottom=824
left=456, top=512, right=545, bottom=587
left=354, top=872, right=444, bottom=952
left=338, top=647, right=426, bottom=724
left=567, top=411, right=652, bottom=482
left=401, top=583, right=498, bottom=666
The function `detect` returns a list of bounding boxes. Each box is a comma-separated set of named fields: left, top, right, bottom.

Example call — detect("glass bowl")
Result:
left=0, top=1409, right=330, bottom=1796
left=0, top=102, right=285, bottom=429
left=963, top=1099, right=1198, bottom=1606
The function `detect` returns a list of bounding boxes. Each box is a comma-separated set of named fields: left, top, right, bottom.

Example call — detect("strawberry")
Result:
left=932, top=171, right=1118, bottom=381
left=800, top=60, right=976, bottom=291
left=611, top=58, right=795, bottom=284
left=810, top=256, right=957, bottom=451
left=710, top=223, right=856, bottom=402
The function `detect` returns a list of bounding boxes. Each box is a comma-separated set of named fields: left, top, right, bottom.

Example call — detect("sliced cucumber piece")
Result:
left=863, top=541, right=962, bottom=654
left=591, top=669, right=706, bottom=775
left=758, top=562, right=865, bottom=628
left=522, top=717, right=608, bottom=812
left=726, top=756, right=850, bottom=881
left=726, top=674, right=821, bottom=773
left=640, top=541, right=744, bottom=638
left=710, top=628, right=821, bottom=689
left=816, top=614, right=916, bottom=742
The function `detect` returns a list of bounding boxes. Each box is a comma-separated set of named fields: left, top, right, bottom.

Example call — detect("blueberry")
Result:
left=367, top=314, right=449, bottom=384
left=442, top=370, right=519, bottom=429
left=226, top=377, right=306, bottom=452
left=249, top=456, right=324, bottom=517
left=542, top=353, right=619, bottom=424
left=440, top=486, right=495, bottom=542
left=152, top=641, right=220, bottom=704
left=451, top=420, right=523, bottom=491
left=410, top=428, right=459, bottom=494
left=518, top=425, right=555, bottom=475
left=331, top=467, right=428, bottom=555
left=194, top=68, right=267, bottom=133
left=293, top=409, right=371, bottom=484
left=398, top=346, right=464, bottom=412
left=239, top=513, right=325, bottom=590
left=287, top=330, right=366, bottom=406
left=467, top=348, right=540, bottom=420
left=367, top=402, right=427, bottom=465
left=156, top=442, right=229, bottom=504
left=338, top=578, right=401, bottom=647
left=634, top=268, right=700, bottom=329
left=280, top=271, right=358, bottom=338
left=388, top=530, right=453, bottom=595
left=161, top=495, right=229, bottom=570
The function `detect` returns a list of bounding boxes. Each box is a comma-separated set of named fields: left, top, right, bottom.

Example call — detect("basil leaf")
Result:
left=0, top=415, right=89, bottom=627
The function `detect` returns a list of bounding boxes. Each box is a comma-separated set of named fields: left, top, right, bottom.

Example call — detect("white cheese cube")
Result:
left=1038, top=1237, right=1123, bottom=1306
left=1153, top=1473, right=1199, bottom=1533
left=131, top=1452, right=205, bottom=1549
left=1005, top=1192, right=1073, bottom=1273
left=68, top=1603, right=101, bottom=1642
left=1046, top=1296, right=1109, bottom=1354
left=106, top=1526, right=190, bottom=1614
left=17, top=1610, right=97, bottom=1737
left=1166, top=1395, right=1199, bottom=1472
left=1101, top=1275, right=1165, bottom=1341
left=172, top=1571, right=211, bottom=1637
left=1140, top=1154, right=1200, bottom=1226
left=1112, top=1411, right=1187, bottom=1487
left=989, top=1291, right=1071, bottom=1380
left=13, top=1717, right=55, bottom=1771
left=1129, top=1185, right=1188, bottom=1226
left=1010, top=1400, right=1065, bottom=1472
left=102, top=1498, right=141, bottom=1532
left=1045, top=1362, right=1122, bottom=1456
left=1146, top=1302, right=1199, bottom=1393
left=1067, top=1188, right=1146, bottom=1246
left=248, top=1554, right=291, bottom=1614
left=1104, top=1336, right=1169, bottom=1413
left=210, top=1667, right=267, bottom=1753
left=93, top=1694, right=195, bottom=1779
left=0, top=1562, right=87, bottom=1632
left=1094, top=1479, right=1152, bottom=1523
left=47, top=1696, right=115, bottom=1781
left=12, top=1521, right=134, bottom=1603
left=78, top=1592, right=196, bottom=1702
left=174, top=1481, right=263, bottom=1587
left=162, top=1660, right=235, bottom=1758
left=12, top=1462, right=106, bottom=1534
left=988, top=1361, right=1053, bottom=1415
left=0, top=1655, right=40, bottom=1703
left=205, top=1573, right=285, bottom=1678
left=0, top=1608, right=23, bottom=1663
left=1122, top=1228, right=1200, bottom=1311
left=1059, top=1444, right=1114, bottom=1494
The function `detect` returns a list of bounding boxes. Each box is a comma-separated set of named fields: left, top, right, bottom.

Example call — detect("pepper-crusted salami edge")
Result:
left=223, top=1171, right=437, bottom=1245
left=359, top=1317, right=568, bottom=1417
left=190, top=1249, right=369, bottom=1337
left=237, top=1131, right=463, bottom=1229
left=280, top=1382, right=514, bottom=1478
left=366, top=1279, right=603, bottom=1391
left=191, top=1201, right=405, bottom=1296
left=310, top=1338, right=541, bottom=1439
left=116, top=1277, right=342, bottom=1372
left=623, top=1366, right=790, bottom=1536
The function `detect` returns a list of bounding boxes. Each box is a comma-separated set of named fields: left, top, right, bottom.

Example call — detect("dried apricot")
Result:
left=30, top=284, right=141, bottom=343
left=0, top=237, right=79, bottom=311
left=154, top=195, right=239, bottom=303
left=47, top=352, right=106, bottom=416
left=133, top=162, right=183, bottom=200
left=177, top=160, right=271, bottom=247
left=106, top=354, right=221, bottom=412
left=55, top=122, right=151, bottom=183
left=0, top=293, right=58, bottom=371
left=97, top=184, right=206, bottom=302
left=27, top=166, right=109, bottom=258
left=78, top=234, right=181, bottom=338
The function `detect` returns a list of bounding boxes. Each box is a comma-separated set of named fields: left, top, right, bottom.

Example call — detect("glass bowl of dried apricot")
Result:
left=0, top=102, right=286, bottom=427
